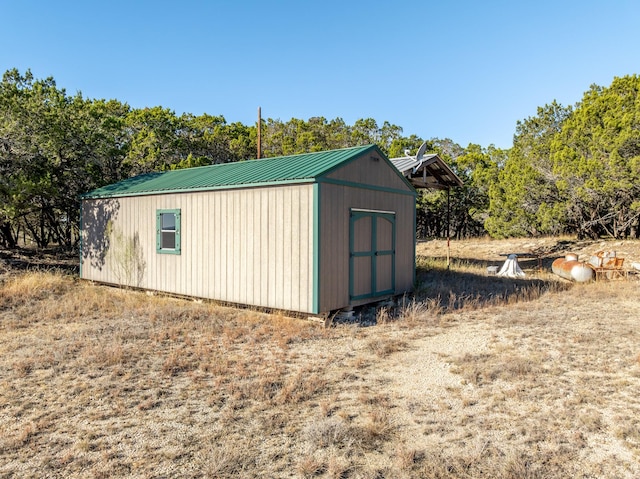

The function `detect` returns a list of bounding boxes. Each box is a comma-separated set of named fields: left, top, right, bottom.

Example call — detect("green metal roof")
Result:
left=82, top=145, right=385, bottom=199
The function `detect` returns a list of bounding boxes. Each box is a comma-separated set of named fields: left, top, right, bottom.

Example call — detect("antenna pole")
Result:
left=257, top=107, right=262, bottom=159
left=447, top=187, right=451, bottom=269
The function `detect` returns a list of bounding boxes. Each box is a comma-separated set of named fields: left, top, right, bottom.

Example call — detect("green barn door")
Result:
left=349, top=209, right=396, bottom=301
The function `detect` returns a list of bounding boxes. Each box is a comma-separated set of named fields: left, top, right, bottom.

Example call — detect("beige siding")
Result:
left=81, top=184, right=315, bottom=313
left=318, top=183, right=415, bottom=312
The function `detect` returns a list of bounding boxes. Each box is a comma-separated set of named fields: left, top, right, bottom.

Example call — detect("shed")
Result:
left=80, top=145, right=417, bottom=315
left=389, top=143, right=464, bottom=190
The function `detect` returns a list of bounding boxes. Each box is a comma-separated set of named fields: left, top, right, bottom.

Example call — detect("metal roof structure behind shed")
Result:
left=83, top=144, right=409, bottom=199
left=390, top=142, right=463, bottom=190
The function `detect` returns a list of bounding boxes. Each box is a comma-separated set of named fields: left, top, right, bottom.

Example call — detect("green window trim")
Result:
left=156, top=209, right=181, bottom=255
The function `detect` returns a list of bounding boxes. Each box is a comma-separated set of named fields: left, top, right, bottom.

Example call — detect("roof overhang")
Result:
left=390, top=153, right=463, bottom=190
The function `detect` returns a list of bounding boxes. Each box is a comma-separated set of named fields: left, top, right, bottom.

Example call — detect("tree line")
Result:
left=1, top=68, right=639, bottom=250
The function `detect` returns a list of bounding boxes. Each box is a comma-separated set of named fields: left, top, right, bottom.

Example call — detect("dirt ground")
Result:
left=1, top=237, right=640, bottom=478
left=417, top=236, right=640, bottom=269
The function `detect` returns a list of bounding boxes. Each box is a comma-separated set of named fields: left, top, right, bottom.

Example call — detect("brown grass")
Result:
left=1, top=237, right=640, bottom=478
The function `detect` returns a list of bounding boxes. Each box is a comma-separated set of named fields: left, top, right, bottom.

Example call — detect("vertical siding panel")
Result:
left=192, top=193, right=204, bottom=298
left=159, top=196, right=167, bottom=294
left=267, top=189, right=276, bottom=306
left=213, top=193, right=221, bottom=299
left=282, top=188, right=293, bottom=310
left=305, top=185, right=312, bottom=312
left=181, top=195, right=189, bottom=296
left=159, top=196, right=166, bottom=292
left=182, top=195, right=188, bottom=294
left=119, top=198, right=127, bottom=286
left=111, top=198, right=119, bottom=285
left=320, top=185, right=330, bottom=311
left=133, top=197, right=140, bottom=287
left=138, top=197, right=150, bottom=290
left=155, top=196, right=162, bottom=292
left=231, top=190, right=239, bottom=303
left=319, top=186, right=328, bottom=311
left=233, top=190, right=242, bottom=303
left=106, top=198, right=116, bottom=284
left=107, top=198, right=118, bottom=284
left=319, top=187, right=327, bottom=310
left=251, top=189, right=261, bottom=306
left=276, top=188, right=286, bottom=309
left=134, top=197, right=144, bottom=289
left=106, top=199, right=117, bottom=284
left=192, top=194, right=201, bottom=297
left=219, top=193, right=228, bottom=300
left=228, top=191, right=235, bottom=303
left=332, top=184, right=347, bottom=310
left=240, top=190, right=247, bottom=303
left=126, top=197, right=133, bottom=286
left=147, top=196, right=155, bottom=289
left=212, top=193, right=220, bottom=298
left=261, top=189, right=270, bottom=306
left=154, top=197, right=164, bottom=293
left=173, top=196, right=180, bottom=294
left=179, top=195, right=187, bottom=295
left=148, top=196, right=156, bottom=290
left=231, top=191, right=238, bottom=302
left=246, top=190, right=254, bottom=304
left=205, top=194, right=213, bottom=298
left=238, top=190, right=253, bottom=304
left=300, top=186, right=313, bottom=311
left=296, top=188, right=307, bottom=312
left=324, top=183, right=340, bottom=311
left=222, top=192, right=229, bottom=301
left=290, top=188, right=300, bottom=312
left=308, top=186, right=314, bottom=312
left=233, top=191, right=240, bottom=303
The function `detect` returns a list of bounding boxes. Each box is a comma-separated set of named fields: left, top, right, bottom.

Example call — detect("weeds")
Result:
left=366, top=337, right=408, bottom=358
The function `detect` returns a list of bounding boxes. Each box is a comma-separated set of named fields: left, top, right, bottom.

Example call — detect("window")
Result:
left=156, top=209, right=181, bottom=254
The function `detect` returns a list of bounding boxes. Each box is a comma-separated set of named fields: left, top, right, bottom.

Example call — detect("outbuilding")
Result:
left=80, top=145, right=417, bottom=315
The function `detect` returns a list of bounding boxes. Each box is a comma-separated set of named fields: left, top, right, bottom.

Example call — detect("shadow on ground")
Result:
left=334, top=255, right=570, bottom=327
left=0, top=248, right=78, bottom=275
left=414, top=256, right=570, bottom=312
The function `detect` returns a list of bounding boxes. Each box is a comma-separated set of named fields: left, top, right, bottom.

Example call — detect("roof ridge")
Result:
left=82, top=145, right=381, bottom=199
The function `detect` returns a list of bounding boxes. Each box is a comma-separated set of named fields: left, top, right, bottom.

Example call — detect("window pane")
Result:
left=162, top=231, right=176, bottom=249
left=161, top=213, right=176, bottom=230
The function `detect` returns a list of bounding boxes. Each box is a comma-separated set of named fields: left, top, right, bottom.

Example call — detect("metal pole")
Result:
left=447, top=187, right=451, bottom=269
left=257, top=106, right=261, bottom=159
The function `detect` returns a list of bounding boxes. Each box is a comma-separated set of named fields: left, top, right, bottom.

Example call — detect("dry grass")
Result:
left=1, top=237, right=640, bottom=478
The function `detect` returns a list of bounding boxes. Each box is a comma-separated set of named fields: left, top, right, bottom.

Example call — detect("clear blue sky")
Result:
left=2, top=0, right=639, bottom=149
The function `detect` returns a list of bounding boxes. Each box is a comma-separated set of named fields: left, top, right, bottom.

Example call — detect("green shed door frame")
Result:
left=349, top=209, right=396, bottom=301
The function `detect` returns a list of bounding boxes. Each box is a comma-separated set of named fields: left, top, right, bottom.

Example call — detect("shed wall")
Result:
left=325, top=150, right=410, bottom=191
left=318, top=182, right=415, bottom=312
left=81, top=184, right=315, bottom=313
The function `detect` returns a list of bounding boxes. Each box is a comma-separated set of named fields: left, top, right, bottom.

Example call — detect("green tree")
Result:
left=387, top=135, right=427, bottom=158
left=415, top=140, right=501, bottom=239
left=124, top=106, right=183, bottom=174
left=486, top=101, right=571, bottom=237
left=177, top=114, right=256, bottom=164
left=551, top=76, right=640, bottom=238
left=0, top=69, right=98, bottom=248
left=1, top=69, right=132, bottom=249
